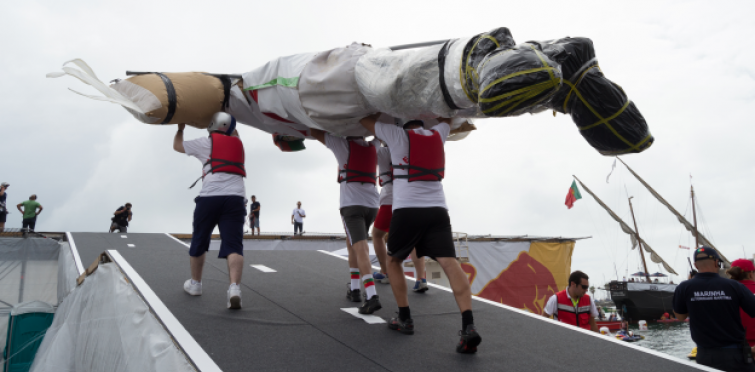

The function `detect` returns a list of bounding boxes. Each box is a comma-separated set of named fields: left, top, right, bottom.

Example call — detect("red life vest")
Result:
left=188, top=133, right=246, bottom=189
left=379, top=165, right=394, bottom=186
left=555, top=290, right=592, bottom=330
left=338, top=140, right=377, bottom=184
left=394, top=130, right=445, bottom=182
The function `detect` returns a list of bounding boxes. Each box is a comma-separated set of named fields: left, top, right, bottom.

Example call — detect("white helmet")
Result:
left=207, top=112, right=236, bottom=135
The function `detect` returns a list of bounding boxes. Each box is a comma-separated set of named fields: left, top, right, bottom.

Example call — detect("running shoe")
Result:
left=373, top=272, right=390, bottom=284
left=388, top=315, right=415, bottom=335
left=358, top=295, right=382, bottom=314
left=228, top=284, right=242, bottom=309
left=183, top=279, right=202, bottom=296
left=456, top=324, right=482, bottom=354
left=346, top=284, right=362, bottom=302
left=412, top=280, right=429, bottom=293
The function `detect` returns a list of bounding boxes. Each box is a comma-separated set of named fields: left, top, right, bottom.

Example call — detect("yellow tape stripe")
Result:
left=481, top=79, right=560, bottom=114
left=481, top=35, right=501, bottom=48
left=600, top=134, right=653, bottom=154
left=479, top=79, right=558, bottom=103
left=579, top=99, right=631, bottom=131
left=562, top=65, right=598, bottom=112
left=530, top=45, right=556, bottom=82
left=479, top=67, right=556, bottom=95
left=562, top=79, right=645, bottom=151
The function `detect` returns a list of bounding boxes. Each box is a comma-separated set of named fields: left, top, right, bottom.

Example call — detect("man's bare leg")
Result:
left=436, top=257, right=472, bottom=312
left=227, top=253, right=244, bottom=284
left=190, top=253, right=207, bottom=282
left=387, top=256, right=409, bottom=307
left=353, top=239, right=374, bottom=285
left=372, top=228, right=389, bottom=274
left=0, top=222, right=4, bottom=233
left=345, top=236, right=358, bottom=269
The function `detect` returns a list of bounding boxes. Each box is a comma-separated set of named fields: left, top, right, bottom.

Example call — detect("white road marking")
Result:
left=121, top=235, right=127, bottom=238
left=108, top=250, right=222, bottom=372
left=127, top=244, right=135, bottom=248
left=250, top=264, right=276, bottom=273
left=340, top=308, right=385, bottom=324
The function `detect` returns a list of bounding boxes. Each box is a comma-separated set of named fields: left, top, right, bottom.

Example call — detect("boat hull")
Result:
left=609, top=281, right=676, bottom=323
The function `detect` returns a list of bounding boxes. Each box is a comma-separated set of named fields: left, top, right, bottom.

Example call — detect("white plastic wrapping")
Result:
left=56, top=242, right=80, bottom=305
left=355, top=45, right=453, bottom=119
left=30, top=263, right=194, bottom=372
left=0, top=238, right=60, bottom=358
left=299, top=43, right=375, bottom=133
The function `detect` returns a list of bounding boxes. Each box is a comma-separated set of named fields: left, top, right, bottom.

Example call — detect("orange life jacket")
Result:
left=555, top=290, right=592, bottom=330
left=338, top=140, right=377, bottom=184
left=394, top=130, right=445, bottom=182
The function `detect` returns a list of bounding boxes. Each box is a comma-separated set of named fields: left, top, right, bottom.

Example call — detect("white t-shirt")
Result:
left=377, top=146, right=393, bottom=206
left=184, top=136, right=246, bottom=197
left=374, top=121, right=450, bottom=211
left=543, top=291, right=599, bottom=318
left=292, top=208, right=306, bottom=223
left=324, top=134, right=380, bottom=209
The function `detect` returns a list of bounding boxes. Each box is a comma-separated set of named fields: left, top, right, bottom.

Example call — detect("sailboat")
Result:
left=574, top=176, right=678, bottom=322
left=576, top=158, right=729, bottom=322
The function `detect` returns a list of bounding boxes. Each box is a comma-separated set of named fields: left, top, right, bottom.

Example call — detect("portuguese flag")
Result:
left=565, top=180, right=582, bottom=209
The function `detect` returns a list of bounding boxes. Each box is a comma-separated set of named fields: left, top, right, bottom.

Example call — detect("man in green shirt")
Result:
left=17, top=195, right=43, bottom=232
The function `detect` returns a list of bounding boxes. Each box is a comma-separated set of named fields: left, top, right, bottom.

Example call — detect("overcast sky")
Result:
left=2, top=0, right=753, bottom=289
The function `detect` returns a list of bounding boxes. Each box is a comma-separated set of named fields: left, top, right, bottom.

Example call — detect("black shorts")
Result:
left=0, top=212, right=6, bottom=223
left=387, top=207, right=456, bottom=260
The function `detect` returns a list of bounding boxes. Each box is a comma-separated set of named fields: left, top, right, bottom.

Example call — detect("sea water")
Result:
left=632, top=323, right=696, bottom=361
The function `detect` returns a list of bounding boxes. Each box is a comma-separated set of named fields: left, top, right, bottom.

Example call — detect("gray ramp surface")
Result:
left=69, top=233, right=703, bottom=372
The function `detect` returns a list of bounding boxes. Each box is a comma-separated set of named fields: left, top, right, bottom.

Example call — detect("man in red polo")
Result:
left=543, top=270, right=599, bottom=332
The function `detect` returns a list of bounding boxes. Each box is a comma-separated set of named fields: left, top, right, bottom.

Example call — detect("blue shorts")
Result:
left=250, top=215, right=260, bottom=228
left=189, top=196, right=246, bottom=258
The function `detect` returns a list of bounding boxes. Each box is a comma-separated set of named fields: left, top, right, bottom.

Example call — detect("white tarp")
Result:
left=31, top=263, right=194, bottom=372
left=0, top=238, right=60, bottom=354
left=56, top=242, right=79, bottom=304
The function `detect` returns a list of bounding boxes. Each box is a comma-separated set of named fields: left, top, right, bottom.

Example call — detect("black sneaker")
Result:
left=456, top=324, right=482, bottom=354
left=358, top=295, right=382, bottom=314
left=346, top=284, right=361, bottom=302
left=388, top=315, right=415, bottom=335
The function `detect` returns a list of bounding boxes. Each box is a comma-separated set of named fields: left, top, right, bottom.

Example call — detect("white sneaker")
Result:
left=228, top=284, right=242, bottom=309
left=184, top=279, right=202, bottom=296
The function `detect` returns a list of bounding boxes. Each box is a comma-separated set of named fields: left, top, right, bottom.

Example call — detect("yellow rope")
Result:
left=562, top=79, right=651, bottom=153
left=478, top=45, right=561, bottom=115
left=458, top=35, right=502, bottom=103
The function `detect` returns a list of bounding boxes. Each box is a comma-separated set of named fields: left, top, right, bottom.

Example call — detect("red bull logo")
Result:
left=461, top=263, right=477, bottom=285
left=476, top=251, right=558, bottom=315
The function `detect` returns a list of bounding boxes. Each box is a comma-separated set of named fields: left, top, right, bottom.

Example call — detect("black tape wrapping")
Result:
left=155, top=73, right=176, bottom=124
left=437, top=40, right=460, bottom=110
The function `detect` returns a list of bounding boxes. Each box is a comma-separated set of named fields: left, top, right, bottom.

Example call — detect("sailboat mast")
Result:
left=691, top=185, right=699, bottom=249
left=628, top=197, right=651, bottom=282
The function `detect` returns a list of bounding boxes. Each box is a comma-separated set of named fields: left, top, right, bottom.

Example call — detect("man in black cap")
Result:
left=674, top=246, right=755, bottom=371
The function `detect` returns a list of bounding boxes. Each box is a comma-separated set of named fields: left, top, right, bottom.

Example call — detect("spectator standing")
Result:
left=727, top=259, right=755, bottom=348
left=543, top=270, right=599, bottom=332
left=250, top=195, right=260, bottom=235
left=0, top=182, right=8, bottom=232
left=173, top=113, right=247, bottom=310
left=673, top=247, right=755, bottom=371
left=17, top=195, right=42, bottom=232
left=291, top=202, right=306, bottom=235
left=110, top=203, right=133, bottom=233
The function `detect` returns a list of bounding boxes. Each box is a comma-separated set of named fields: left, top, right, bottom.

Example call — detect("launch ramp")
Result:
left=60, top=232, right=707, bottom=372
